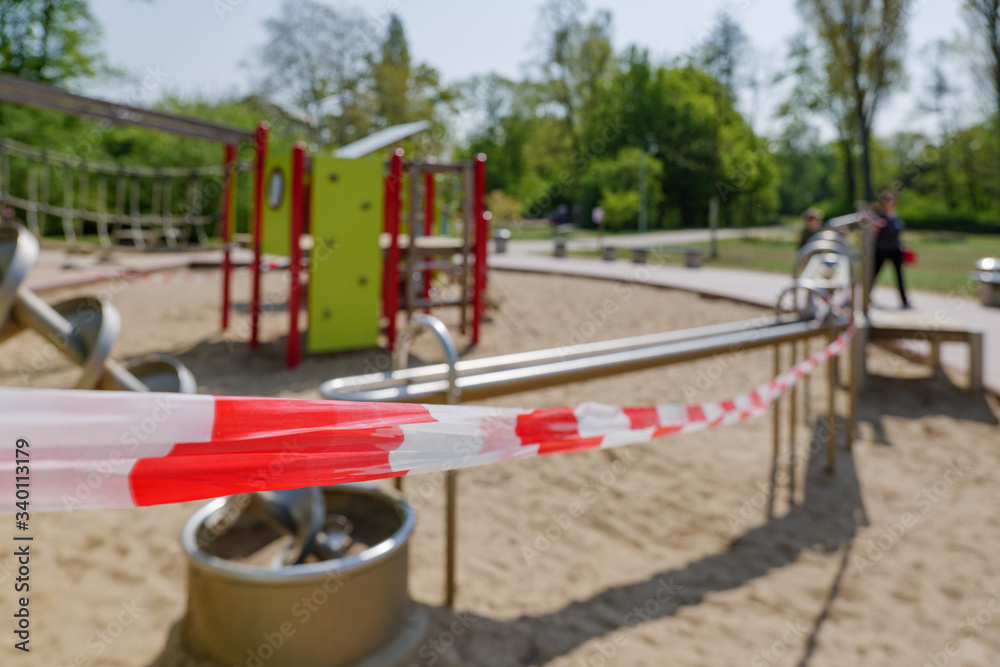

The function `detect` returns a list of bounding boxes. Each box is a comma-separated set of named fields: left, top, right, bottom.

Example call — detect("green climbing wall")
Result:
left=307, top=156, right=384, bottom=353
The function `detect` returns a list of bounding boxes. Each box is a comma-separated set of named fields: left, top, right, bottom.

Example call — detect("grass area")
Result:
left=503, top=223, right=603, bottom=241
left=570, top=229, right=1000, bottom=294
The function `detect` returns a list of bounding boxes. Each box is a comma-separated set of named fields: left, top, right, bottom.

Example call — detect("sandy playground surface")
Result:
left=0, top=267, right=999, bottom=666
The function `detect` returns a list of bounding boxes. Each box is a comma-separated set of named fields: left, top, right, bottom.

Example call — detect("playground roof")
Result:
left=0, top=73, right=254, bottom=145
left=334, top=121, right=431, bottom=159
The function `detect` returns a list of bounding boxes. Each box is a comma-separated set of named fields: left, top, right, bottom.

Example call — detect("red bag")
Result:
left=903, top=247, right=917, bottom=265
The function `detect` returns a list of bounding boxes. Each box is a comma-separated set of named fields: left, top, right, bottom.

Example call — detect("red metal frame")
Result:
left=422, top=169, right=435, bottom=304
left=220, top=144, right=236, bottom=330
left=249, top=122, right=270, bottom=349
left=472, top=153, right=487, bottom=345
left=286, top=143, right=306, bottom=369
left=383, top=149, right=404, bottom=351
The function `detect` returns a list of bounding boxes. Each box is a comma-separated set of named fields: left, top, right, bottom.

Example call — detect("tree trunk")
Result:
left=857, top=108, right=874, bottom=203
left=939, top=144, right=957, bottom=213
left=990, top=3, right=1000, bottom=220
left=840, top=137, right=856, bottom=206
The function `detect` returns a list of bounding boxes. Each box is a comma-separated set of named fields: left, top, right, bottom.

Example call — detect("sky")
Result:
left=88, top=0, right=974, bottom=140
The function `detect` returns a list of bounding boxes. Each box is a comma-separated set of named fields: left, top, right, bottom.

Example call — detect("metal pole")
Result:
left=826, top=324, right=837, bottom=473
left=392, top=315, right=461, bottom=606
left=802, top=338, right=811, bottom=424
left=445, top=469, right=457, bottom=607
left=848, top=324, right=859, bottom=451
left=249, top=122, right=269, bottom=348
left=788, top=338, right=798, bottom=505
left=220, top=144, right=236, bottom=331
left=287, top=143, right=306, bottom=369
left=772, top=343, right=781, bottom=456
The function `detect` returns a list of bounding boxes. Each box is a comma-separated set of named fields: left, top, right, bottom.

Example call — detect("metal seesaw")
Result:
left=319, top=234, right=860, bottom=607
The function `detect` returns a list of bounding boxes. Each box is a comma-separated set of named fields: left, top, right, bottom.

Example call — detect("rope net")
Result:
left=0, top=137, right=252, bottom=249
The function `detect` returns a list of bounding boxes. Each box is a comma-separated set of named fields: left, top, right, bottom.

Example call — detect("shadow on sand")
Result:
left=144, top=364, right=994, bottom=667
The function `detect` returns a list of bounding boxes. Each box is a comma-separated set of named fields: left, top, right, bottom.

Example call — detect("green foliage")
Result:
left=0, top=0, right=105, bottom=83
left=578, top=147, right=663, bottom=230
left=797, top=0, right=913, bottom=201
left=599, top=189, right=640, bottom=231
left=485, top=190, right=524, bottom=224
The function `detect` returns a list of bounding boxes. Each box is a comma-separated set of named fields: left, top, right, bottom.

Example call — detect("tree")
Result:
left=798, top=0, right=913, bottom=203
left=963, top=1, right=1000, bottom=217
left=777, top=32, right=859, bottom=209
left=696, top=12, right=749, bottom=103
left=369, top=14, right=454, bottom=155
left=696, top=12, right=752, bottom=227
left=534, top=0, right=614, bottom=155
left=918, top=40, right=958, bottom=212
left=0, top=0, right=105, bottom=83
left=372, top=14, right=412, bottom=127
left=251, top=0, right=377, bottom=146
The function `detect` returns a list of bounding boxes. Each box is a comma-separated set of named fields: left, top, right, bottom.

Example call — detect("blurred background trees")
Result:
left=2, top=0, right=1000, bottom=233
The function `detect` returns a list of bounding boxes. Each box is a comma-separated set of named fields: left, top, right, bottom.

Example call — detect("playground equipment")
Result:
left=0, top=72, right=266, bottom=347
left=0, top=137, right=252, bottom=249
left=0, top=74, right=487, bottom=361
left=252, top=142, right=489, bottom=368
left=0, top=73, right=259, bottom=254
left=0, top=222, right=197, bottom=392
left=183, top=484, right=426, bottom=667
left=320, top=230, right=861, bottom=606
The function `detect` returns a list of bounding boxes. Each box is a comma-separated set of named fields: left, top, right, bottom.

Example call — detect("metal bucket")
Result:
left=181, top=485, right=424, bottom=667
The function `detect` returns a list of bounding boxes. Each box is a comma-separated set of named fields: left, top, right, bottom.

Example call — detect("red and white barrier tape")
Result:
left=0, top=324, right=855, bottom=512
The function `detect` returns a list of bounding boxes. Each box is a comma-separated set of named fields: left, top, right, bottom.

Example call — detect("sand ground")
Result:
left=0, top=268, right=998, bottom=667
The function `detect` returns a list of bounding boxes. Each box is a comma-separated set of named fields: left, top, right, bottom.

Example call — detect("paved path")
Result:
left=504, top=227, right=776, bottom=257
left=490, top=250, right=1000, bottom=395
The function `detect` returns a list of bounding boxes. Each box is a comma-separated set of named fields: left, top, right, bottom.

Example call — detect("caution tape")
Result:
left=1, top=324, right=855, bottom=512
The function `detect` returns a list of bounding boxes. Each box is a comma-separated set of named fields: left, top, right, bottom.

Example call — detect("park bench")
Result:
left=632, top=245, right=703, bottom=268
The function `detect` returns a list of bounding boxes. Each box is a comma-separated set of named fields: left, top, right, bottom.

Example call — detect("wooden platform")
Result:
left=868, top=309, right=983, bottom=393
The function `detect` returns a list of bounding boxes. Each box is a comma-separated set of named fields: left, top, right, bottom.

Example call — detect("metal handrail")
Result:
left=393, top=314, right=460, bottom=405
left=321, top=313, right=808, bottom=401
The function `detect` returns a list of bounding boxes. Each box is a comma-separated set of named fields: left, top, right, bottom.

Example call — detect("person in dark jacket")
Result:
left=798, top=207, right=824, bottom=248
left=870, top=190, right=910, bottom=309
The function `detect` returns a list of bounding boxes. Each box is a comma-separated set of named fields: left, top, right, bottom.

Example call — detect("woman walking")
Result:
left=868, top=190, right=910, bottom=309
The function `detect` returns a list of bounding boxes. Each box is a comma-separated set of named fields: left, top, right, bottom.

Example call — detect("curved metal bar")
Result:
left=774, top=283, right=844, bottom=323
left=805, top=230, right=852, bottom=254
left=393, top=314, right=461, bottom=405
left=794, top=238, right=854, bottom=281
left=0, top=223, right=38, bottom=323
